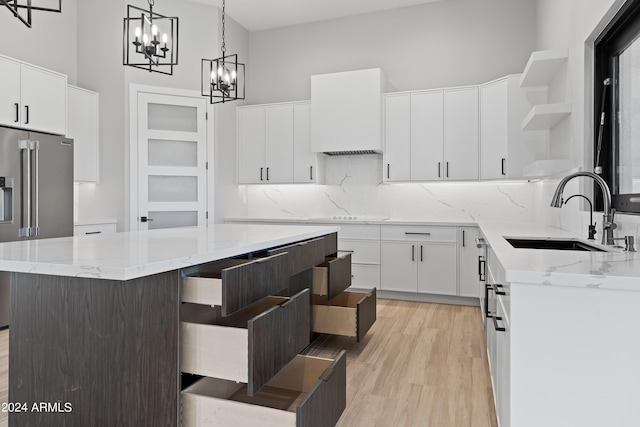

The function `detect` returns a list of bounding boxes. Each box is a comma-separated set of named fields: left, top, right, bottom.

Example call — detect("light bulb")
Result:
left=135, top=27, right=142, bottom=38
left=231, top=70, right=237, bottom=81
left=210, top=70, right=216, bottom=81
left=142, top=33, right=149, bottom=45
left=151, top=25, right=158, bottom=36
left=162, top=33, right=168, bottom=44
left=218, top=67, right=223, bottom=77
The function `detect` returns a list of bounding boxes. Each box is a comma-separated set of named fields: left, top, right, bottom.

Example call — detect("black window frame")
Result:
left=595, top=0, right=640, bottom=214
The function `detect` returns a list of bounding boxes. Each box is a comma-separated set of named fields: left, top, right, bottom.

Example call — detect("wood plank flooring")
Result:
left=0, top=300, right=496, bottom=427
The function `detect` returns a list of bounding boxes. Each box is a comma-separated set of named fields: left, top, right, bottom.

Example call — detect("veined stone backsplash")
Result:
left=236, top=155, right=537, bottom=222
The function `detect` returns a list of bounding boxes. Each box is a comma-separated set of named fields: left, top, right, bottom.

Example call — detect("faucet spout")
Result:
left=550, top=171, right=615, bottom=245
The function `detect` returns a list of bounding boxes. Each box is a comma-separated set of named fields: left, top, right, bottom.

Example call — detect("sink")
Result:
left=505, top=238, right=606, bottom=252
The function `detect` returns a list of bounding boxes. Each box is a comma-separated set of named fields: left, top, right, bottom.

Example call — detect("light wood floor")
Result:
left=0, top=300, right=496, bottom=427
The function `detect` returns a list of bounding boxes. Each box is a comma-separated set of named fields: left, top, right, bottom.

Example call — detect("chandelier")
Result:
left=201, top=0, right=245, bottom=104
left=0, top=0, right=61, bottom=28
left=123, top=0, right=178, bottom=75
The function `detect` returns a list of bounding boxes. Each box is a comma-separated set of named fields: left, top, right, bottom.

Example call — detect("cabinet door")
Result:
left=496, top=299, right=510, bottom=427
left=381, top=241, right=417, bottom=292
left=459, top=227, right=481, bottom=297
left=444, top=87, right=479, bottom=180
left=411, top=91, right=444, bottom=181
left=384, top=93, right=411, bottom=181
left=0, top=56, right=21, bottom=127
left=20, top=64, right=66, bottom=135
left=67, top=86, right=99, bottom=183
left=265, top=104, right=294, bottom=183
left=293, top=102, right=317, bottom=183
left=237, top=106, right=266, bottom=184
left=417, top=244, right=457, bottom=295
left=480, top=79, right=508, bottom=180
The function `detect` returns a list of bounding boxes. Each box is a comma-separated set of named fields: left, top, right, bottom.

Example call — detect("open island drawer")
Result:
left=181, top=289, right=310, bottom=396
left=182, top=350, right=347, bottom=427
left=267, top=237, right=327, bottom=277
left=181, top=252, right=288, bottom=316
left=312, top=289, right=376, bottom=342
left=312, top=254, right=352, bottom=299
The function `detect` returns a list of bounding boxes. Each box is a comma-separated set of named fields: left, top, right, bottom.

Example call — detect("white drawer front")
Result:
left=73, top=223, right=117, bottom=236
left=351, top=264, right=380, bottom=289
left=338, top=239, right=380, bottom=264
left=381, top=225, right=457, bottom=242
left=336, top=224, right=381, bottom=240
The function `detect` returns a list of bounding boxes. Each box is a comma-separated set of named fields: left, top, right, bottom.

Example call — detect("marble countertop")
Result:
left=0, top=224, right=339, bottom=281
left=225, top=217, right=476, bottom=227
left=478, top=220, right=640, bottom=291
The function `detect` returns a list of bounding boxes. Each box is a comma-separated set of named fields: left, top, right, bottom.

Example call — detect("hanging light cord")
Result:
left=221, top=0, right=226, bottom=57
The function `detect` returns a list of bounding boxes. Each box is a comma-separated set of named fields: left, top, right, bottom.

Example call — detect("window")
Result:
left=595, top=0, right=640, bottom=213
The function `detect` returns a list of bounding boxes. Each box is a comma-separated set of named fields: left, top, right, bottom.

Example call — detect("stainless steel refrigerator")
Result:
left=0, top=127, right=73, bottom=328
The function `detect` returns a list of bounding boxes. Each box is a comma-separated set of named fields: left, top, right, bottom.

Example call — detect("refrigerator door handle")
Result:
left=33, top=140, right=39, bottom=237
left=19, top=140, right=31, bottom=237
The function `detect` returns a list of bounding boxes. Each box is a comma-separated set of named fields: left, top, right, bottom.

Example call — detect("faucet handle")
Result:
left=625, top=235, right=636, bottom=252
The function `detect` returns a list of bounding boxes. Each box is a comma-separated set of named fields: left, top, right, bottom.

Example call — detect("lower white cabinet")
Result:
left=381, top=241, right=418, bottom=292
left=73, top=220, right=117, bottom=236
left=459, top=226, right=481, bottom=297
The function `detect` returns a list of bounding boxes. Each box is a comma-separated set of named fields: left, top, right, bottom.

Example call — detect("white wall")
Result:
left=533, top=0, right=640, bottom=242
left=225, top=0, right=540, bottom=222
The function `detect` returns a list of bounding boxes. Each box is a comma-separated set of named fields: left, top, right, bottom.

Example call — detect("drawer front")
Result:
left=268, top=237, right=326, bottom=277
left=336, top=224, right=380, bottom=240
left=338, top=239, right=380, bottom=264
left=312, top=288, right=376, bottom=342
left=323, top=232, right=338, bottom=256
left=73, top=223, right=116, bottom=235
left=181, top=289, right=311, bottom=396
left=312, top=254, right=352, bottom=299
left=182, top=351, right=347, bottom=427
left=351, top=264, right=380, bottom=289
left=381, top=225, right=457, bottom=242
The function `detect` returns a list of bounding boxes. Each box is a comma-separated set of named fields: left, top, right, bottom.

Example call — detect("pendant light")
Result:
left=201, top=0, right=245, bottom=104
left=123, top=0, right=178, bottom=75
left=1, top=0, right=61, bottom=28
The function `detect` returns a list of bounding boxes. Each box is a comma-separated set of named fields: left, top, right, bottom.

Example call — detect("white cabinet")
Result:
left=0, top=55, right=66, bottom=135
left=238, top=102, right=320, bottom=184
left=67, top=86, right=99, bottom=183
left=74, top=220, right=117, bottom=236
left=458, top=227, right=481, bottom=297
left=384, top=91, right=444, bottom=182
left=480, top=76, right=533, bottom=180
left=380, top=225, right=458, bottom=295
left=444, top=87, right=479, bottom=180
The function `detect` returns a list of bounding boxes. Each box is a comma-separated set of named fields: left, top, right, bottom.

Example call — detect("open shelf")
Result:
left=520, top=49, right=569, bottom=88
left=521, top=103, right=571, bottom=131
left=522, top=159, right=573, bottom=178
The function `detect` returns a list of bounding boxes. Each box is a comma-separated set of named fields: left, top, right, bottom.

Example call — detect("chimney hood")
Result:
left=311, top=68, right=384, bottom=155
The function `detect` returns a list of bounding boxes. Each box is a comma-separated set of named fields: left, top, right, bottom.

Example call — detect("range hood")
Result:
left=311, top=68, right=384, bottom=156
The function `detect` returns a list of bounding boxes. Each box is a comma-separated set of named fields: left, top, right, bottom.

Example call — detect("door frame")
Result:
left=128, top=84, right=214, bottom=231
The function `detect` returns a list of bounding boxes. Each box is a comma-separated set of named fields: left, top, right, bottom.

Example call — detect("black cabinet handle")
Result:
left=438, top=162, right=441, bottom=178
left=387, top=163, right=390, bottom=179
left=310, top=166, right=313, bottom=180
left=501, top=158, right=506, bottom=176
left=446, top=162, right=449, bottom=178
left=420, top=245, right=423, bottom=262
left=14, top=103, right=19, bottom=123
left=24, top=105, right=29, bottom=125
left=484, top=284, right=493, bottom=319
left=493, top=283, right=506, bottom=296
left=411, top=244, right=415, bottom=262
left=85, top=231, right=102, bottom=235
left=478, top=256, right=486, bottom=281
left=462, top=230, right=465, bottom=247
left=493, top=316, right=506, bottom=332
left=260, top=168, right=264, bottom=181
left=266, top=167, right=270, bottom=181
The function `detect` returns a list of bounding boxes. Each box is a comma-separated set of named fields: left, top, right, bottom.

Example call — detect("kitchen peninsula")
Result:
left=0, top=224, right=342, bottom=427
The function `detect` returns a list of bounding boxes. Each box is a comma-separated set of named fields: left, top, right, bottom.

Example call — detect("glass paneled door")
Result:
left=136, top=93, right=207, bottom=230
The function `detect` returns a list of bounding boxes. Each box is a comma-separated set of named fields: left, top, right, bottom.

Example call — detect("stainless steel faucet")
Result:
left=550, top=171, right=617, bottom=245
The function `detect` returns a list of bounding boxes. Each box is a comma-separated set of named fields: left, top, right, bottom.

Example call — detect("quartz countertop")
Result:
left=0, top=224, right=339, bottom=281
left=225, top=217, right=476, bottom=227
left=478, top=220, right=640, bottom=291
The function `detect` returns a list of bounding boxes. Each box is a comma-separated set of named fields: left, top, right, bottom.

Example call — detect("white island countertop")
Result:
left=0, top=224, right=339, bottom=281
left=478, top=220, right=640, bottom=291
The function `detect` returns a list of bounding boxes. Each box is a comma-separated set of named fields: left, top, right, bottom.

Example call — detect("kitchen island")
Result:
left=0, top=224, right=340, bottom=427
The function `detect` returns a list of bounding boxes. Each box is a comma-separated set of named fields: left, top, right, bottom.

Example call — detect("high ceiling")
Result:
left=188, top=0, right=446, bottom=32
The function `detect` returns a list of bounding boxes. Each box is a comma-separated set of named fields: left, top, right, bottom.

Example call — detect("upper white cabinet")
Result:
left=383, top=93, right=411, bottom=181
left=0, top=55, right=67, bottom=135
left=311, top=68, right=383, bottom=154
left=237, top=102, right=320, bottom=184
left=480, top=76, right=533, bottom=180
left=444, top=87, right=479, bottom=180
left=67, top=85, right=99, bottom=183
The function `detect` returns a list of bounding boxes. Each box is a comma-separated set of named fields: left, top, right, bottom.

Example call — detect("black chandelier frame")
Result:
left=0, top=0, right=62, bottom=28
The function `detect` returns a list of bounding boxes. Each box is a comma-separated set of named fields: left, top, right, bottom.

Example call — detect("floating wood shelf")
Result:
left=522, top=160, right=573, bottom=178
left=521, top=103, right=571, bottom=131
left=520, top=49, right=569, bottom=88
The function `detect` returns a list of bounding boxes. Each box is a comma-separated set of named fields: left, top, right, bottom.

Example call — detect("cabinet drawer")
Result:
left=73, top=223, right=116, bottom=235
left=182, top=252, right=288, bottom=316
left=381, top=225, right=457, bottom=242
left=336, top=224, right=380, bottom=240
left=312, top=289, right=376, bottom=342
left=181, top=289, right=310, bottom=396
left=312, top=254, right=351, bottom=299
left=351, top=264, right=380, bottom=289
left=182, top=351, right=346, bottom=427
left=268, top=237, right=327, bottom=277
left=338, top=239, right=380, bottom=264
